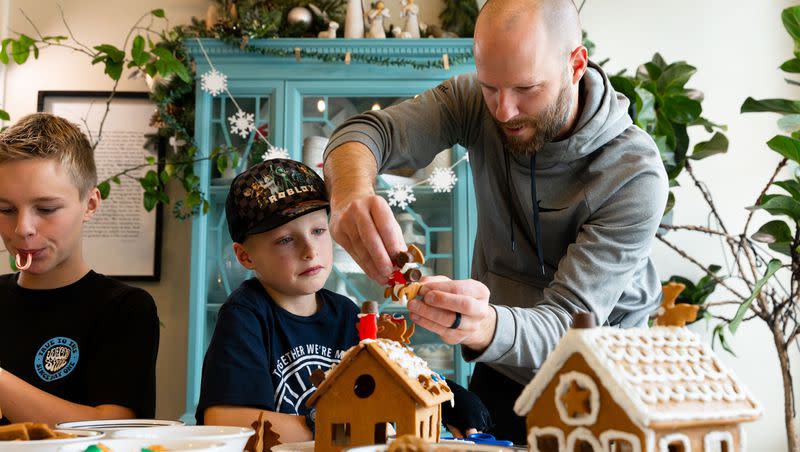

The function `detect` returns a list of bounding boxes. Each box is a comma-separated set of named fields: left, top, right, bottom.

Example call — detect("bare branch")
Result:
left=657, top=234, right=750, bottom=300
left=56, top=4, right=95, bottom=54
left=686, top=160, right=728, bottom=234
left=743, top=158, right=788, bottom=235
left=659, top=224, right=734, bottom=238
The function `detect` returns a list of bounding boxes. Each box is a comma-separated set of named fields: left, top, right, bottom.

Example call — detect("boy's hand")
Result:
left=441, top=378, right=492, bottom=437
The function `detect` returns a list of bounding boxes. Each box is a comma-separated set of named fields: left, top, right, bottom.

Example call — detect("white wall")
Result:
left=582, top=0, right=799, bottom=450
left=2, top=0, right=798, bottom=448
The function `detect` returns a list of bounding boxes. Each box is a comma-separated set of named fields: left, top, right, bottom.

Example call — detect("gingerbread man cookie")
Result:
left=654, top=281, right=700, bottom=327
left=384, top=244, right=425, bottom=306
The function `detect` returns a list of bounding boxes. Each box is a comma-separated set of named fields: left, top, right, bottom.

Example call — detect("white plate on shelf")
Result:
left=0, top=429, right=103, bottom=452
left=112, top=426, right=254, bottom=452
left=55, top=419, right=184, bottom=433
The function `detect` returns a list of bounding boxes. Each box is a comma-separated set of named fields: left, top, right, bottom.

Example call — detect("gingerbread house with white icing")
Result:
left=307, top=338, right=453, bottom=452
left=513, top=318, right=761, bottom=452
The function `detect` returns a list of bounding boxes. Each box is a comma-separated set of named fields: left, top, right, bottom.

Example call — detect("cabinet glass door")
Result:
left=205, top=92, right=280, bottom=349
left=286, top=82, right=472, bottom=384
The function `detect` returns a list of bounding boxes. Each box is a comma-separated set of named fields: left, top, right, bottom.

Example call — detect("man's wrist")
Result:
left=463, top=305, right=497, bottom=353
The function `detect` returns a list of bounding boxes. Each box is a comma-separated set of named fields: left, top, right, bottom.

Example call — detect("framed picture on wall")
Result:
left=38, top=91, right=163, bottom=281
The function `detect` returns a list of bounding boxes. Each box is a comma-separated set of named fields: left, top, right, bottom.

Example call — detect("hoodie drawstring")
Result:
left=504, top=149, right=516, bottom=252
left=530, top=154, right=545, bottom=275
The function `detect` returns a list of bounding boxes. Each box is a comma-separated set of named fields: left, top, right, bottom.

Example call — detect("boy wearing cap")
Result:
left=196, top=159, right=360, bottom=441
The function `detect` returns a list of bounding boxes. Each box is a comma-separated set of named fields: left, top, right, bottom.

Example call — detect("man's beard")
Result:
left=495, top=81, right=573, bottom=156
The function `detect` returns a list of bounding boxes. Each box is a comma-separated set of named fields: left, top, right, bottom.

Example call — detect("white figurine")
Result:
left=366, top=1, right=390, bottom=39
left=318, top=21, right=339, bottom=38
left=345, top=0, right=364, bottom=38
left=391, top=25, right=412, bottom=39
left=400, top=0, right=420, bottom=38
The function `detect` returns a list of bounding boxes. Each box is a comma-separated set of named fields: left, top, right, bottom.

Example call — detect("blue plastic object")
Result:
left=443, top=433, right=514, bottom=447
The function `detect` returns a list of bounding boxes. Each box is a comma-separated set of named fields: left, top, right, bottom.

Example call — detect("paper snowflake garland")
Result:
left=387, top=184, right=416, bottom=210
left=201, top=69, right=227, bottom=96
left=428, top=167, right=458, bottom=193
left=262, top=145, right=290, bottom=161
left=228, top=111, right=255, bottom=138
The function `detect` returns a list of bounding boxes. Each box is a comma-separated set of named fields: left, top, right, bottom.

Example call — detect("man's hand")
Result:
left=329, top=194, right=405, bottom=283
left=408, top=276, right=496, bottom=353
left=324, top=142, right=407, bottom=283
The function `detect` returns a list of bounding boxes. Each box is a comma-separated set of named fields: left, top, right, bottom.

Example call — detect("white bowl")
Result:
left=347, top=444, right=512, bottom=452
left=55, top=419, right=185, bottom=433
left=0, top=429, right=103, bottom=452
left=112, top=425, right=255, bottom=452
left=271, top=440, right=316, bottom=452
left=58, top=438, right=227, bottom=452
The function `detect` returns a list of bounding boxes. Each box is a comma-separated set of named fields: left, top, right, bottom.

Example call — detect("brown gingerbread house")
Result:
left=307, top=338, right=453, bottom=452
left=513, top=325, right=761, bottom=452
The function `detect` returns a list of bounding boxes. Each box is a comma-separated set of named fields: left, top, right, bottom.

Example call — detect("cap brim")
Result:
left=243, top=200, right=330, bottom=239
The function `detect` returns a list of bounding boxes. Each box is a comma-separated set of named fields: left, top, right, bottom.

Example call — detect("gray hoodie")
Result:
left=325, top=62, right=669, bottom=385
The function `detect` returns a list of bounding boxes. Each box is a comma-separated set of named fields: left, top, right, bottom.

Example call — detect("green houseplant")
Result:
left=609, top=53, right=730, bottom=214
left=655, top=6, right=800, bottom=449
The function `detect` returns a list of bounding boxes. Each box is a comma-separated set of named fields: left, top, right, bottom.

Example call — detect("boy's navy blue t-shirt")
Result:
left=196, top=278, right=360, bottom=424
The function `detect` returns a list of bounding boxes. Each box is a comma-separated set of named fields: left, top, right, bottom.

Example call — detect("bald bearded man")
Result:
left=323, top=0, right=668, bottom=442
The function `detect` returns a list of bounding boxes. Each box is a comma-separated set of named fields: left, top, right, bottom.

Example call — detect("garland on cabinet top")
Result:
left=0, top=3, right=475, bottom=221
left=196, top=38, right=469, bottom=211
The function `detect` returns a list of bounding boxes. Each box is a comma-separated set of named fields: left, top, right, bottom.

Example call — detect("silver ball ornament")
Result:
left=287, top=6, right=313, bottom=29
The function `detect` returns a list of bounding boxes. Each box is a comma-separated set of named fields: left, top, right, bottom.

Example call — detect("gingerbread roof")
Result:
left=513, top=327, right=762, bottom=427
left=307, top=338, right=453, bottom=408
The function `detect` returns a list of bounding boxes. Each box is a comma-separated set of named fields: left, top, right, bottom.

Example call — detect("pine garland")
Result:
left=219, top=36, right=474, bottom=70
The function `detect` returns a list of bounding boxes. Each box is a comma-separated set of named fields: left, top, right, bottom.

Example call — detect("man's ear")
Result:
left=83, top=187, right=101, bottom=222
left=233, top=242, right=255, bottom=269
left=568, top=45, right=589, bottom=85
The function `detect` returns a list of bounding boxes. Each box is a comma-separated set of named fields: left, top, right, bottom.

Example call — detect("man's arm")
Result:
left=324, top=143, right=405, bottom=282
left=204, top=406, right=312, bottom=443
left=323, top=74, right=484, bottom=282
left=0, top=367, right=134, bottom=426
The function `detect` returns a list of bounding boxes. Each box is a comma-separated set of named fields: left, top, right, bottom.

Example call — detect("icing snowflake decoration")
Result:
left=200, top=69, right=227, bottom=96
left=428, top=167, right=458, bottom=193
left=262, top=145, right=290, bottom=161
left=228, top=111, right=255, bottom=138
left=387, top=184, right=416, bottom=210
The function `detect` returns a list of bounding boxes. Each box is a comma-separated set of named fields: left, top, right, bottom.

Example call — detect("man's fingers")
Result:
left=408, top=298, right=463, bottom=330
left=355, top=209, right=395, bottom=280
left=422, top=289, right=488, bottom=318
left=422, top=278, right=490, bottom=299
left=369, top=196, right=407, bottom=258
left=330, top=195, right=399, bottom=282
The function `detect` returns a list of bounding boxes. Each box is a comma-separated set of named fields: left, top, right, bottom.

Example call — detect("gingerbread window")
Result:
left=600, top=430, right=641, bottom=452
left=555, top=371, right=600, bottom=426
left=658, top=433, right=691, bottom=452
left=704, top=431, right=733, bottom=452
left=528, top=426, right=564, bottom=452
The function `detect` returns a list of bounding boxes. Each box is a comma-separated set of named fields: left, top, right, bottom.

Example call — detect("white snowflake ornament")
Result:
left=428, top=167, right=458, bottom=193
left=387, top=184, right=416, bottom=210
left=262, top=145, right=290, bottom=161
left=228, top=111, right=255, bottom=138
left=200, top=69, right=227, bottom=96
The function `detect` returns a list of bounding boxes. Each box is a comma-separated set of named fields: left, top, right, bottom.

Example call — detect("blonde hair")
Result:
left=0, top=113, right=97, bottom=198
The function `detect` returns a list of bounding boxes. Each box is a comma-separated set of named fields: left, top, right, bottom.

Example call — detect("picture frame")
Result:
left=37, top=91, right=163, bottom=281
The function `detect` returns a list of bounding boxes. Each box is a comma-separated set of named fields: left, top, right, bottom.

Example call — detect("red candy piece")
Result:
left=387, top=270, right=407, bottom=286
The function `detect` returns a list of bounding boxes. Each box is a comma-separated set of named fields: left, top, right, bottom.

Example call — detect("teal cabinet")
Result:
left=183, top=38, right=477, bottom=422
